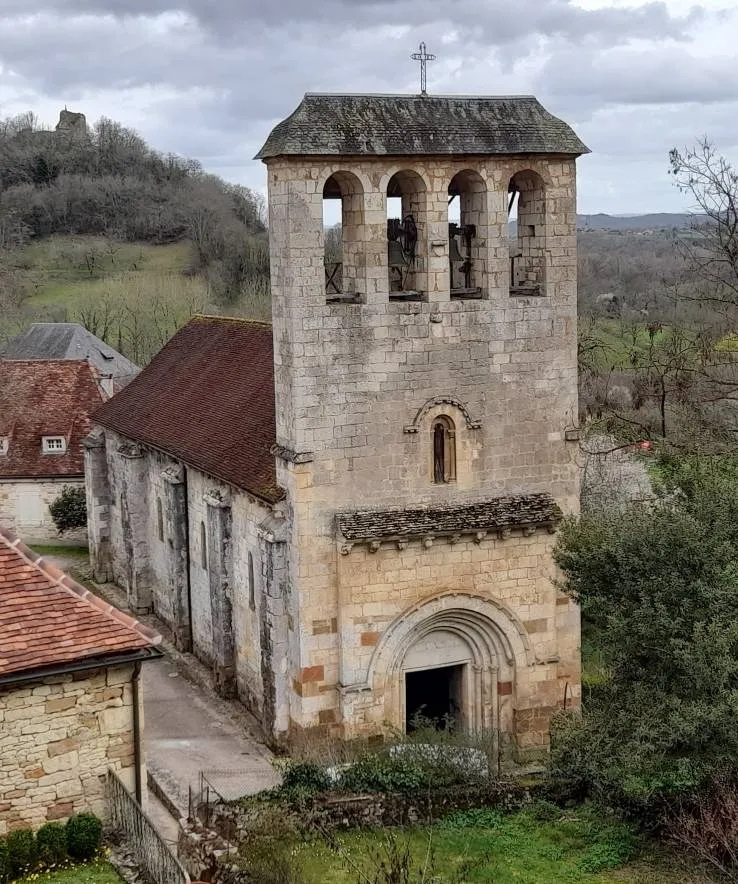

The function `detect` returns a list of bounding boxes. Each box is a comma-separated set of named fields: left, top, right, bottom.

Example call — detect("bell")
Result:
left=388, top=240, right=406, bottom=267
left=449, top=235, right=464, bottom=263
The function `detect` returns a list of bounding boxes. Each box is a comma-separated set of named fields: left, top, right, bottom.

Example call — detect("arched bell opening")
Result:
left=448, top=170, right=487, bottom=299
left=386, top=170, right=428, bottom=301
left=323, top=170, right=365, bottom=303
left=508, top=170, right=547, bottom=297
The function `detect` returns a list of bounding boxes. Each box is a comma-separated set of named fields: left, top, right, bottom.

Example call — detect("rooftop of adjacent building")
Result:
left=2, top=322, right=139, bottom=386
left=0, top=358, right=108, bottom=479
left=0, top=525, right=160, bottom=683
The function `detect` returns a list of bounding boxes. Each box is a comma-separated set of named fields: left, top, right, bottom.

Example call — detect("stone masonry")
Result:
left=261, top=99, right=586, bottom=759
left=0, top=665, right=140, bottom=834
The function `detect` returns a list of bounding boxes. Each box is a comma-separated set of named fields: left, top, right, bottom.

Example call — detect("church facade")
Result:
left=87, top=92, right=588, bottom=762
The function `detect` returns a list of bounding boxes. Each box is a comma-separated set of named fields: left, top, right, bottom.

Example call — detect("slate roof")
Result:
left=256, top=93, right=589, bottom=159
left=2, top=323, right=139, bottom=389
left=337, top=494, right=562, bottom=541
left=0, top=359, right=106, bottom=479
left=92, top=316, right=282, bottom=503
left=0, top=526, right=160, bottom=680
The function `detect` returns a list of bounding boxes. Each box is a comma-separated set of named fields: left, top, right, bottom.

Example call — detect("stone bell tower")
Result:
left=257, top=93, right=588, bottom=759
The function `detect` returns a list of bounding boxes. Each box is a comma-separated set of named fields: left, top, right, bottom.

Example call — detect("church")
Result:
left=86, top=90, right=588, bottom=762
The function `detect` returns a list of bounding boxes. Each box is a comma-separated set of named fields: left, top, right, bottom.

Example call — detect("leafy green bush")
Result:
left=49, top=485, right=87, bottom=533
left=280, top=761, right=331, bottom=795
left=338, top=752, right=426, bottom=794
left=552, top=459, right=738, bottom=823
left=36, top=821, right=68, bottom=866
left=6, top=829, right=37, bottom=877
left=0, top=839, right=9, bottom=884
left=65, top=812, right=102, bottom=861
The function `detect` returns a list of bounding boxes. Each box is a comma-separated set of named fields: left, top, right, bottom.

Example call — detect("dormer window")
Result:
left=0, top=437, right=8, bottom=456
left=42, top=436, right=67, bottom=454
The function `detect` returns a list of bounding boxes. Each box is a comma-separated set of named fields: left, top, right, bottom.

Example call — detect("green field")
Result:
left=17, top=861, right=122, bottom=882
left=245, top=809, right=716, bottom=884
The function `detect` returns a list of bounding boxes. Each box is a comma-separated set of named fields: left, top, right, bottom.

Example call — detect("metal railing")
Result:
left=107, top=768, right=190, bottom=884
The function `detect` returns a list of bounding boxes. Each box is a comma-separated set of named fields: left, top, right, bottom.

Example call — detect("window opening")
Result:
left=156, top=499, right=163, bottom=542
left=508, top=170, right=546, bottom=297
left=200, top=521, right=207, bottom=570
left=42, top=436, right=66, bottom=453
left=448, top=170, right=487, bottom=299
left=432, top=416, right=456, bottom=484
left=323, top=171, right=364, bottom=304
left=248, top=551, right=255, bottom=611
left=387, top=170, right=427, bottom=300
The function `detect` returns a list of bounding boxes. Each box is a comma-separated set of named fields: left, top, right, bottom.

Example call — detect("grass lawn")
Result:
left=290, top=809, right=715, bottom=884
left=17, top=861, right=122, bottom=882
left=31, top=544, right=89, bottom=560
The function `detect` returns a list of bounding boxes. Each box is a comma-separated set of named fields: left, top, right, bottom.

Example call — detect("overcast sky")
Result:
left=0, top=0, right=735, bottom=214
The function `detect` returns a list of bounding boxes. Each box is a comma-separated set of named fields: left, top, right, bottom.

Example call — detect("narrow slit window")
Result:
left=432, top=416, right=456, bottom=484
left=156, top=498, right=163, bottom=542
left=248, top=552, right=255, bottom=611
left=200, top=521, right=207, bottom=570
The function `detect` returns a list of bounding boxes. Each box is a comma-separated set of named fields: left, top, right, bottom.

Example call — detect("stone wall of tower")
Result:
left=267, top=153, right=580, bottom=753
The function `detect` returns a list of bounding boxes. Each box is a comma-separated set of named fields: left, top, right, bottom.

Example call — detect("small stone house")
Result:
left=0, top=359, right=108, bottom=542
left=87, top=91, right=587, bottom=762
left=0, top=526, right=161, bottom=834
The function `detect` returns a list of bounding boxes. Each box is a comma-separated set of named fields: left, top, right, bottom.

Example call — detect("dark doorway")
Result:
left=405, top=664, right=464, bottom=732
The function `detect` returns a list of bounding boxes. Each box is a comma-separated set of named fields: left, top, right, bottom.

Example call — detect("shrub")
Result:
left=36, top=821, right=68, bottom=866
left=338, top=752, right=426, bottom=794
left=666, top=768, right=738, bottom=875
left=280, top=761, right=332, bottom=795
left=65, top=812, right=102, bottom=861
left=49, top=485, right=87, bottom=533
left=5, top=829, right=37, bottom=877
left=0, top=839, right=9, bottom=884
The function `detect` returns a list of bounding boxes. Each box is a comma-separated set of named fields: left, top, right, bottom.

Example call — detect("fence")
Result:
left=107, top=768, right=190, bottom=884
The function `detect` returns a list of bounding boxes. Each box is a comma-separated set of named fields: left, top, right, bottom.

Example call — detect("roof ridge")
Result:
left=193, top=313, right=272, bottom=329
left=0, top=526, right=161, bottom=648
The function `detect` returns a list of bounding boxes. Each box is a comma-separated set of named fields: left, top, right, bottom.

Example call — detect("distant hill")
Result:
left=576, top=213, right=698, bottom=231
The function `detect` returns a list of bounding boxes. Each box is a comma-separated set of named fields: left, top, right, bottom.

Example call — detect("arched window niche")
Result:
left=448, top=170, right=488, bottom=299
left=508, top=170, right=547, bottom=297
left=323, top=170, right=365, bottom=304
left=432, top=415, right=457, bottom=484
left=248, top=551, right=255, bottom=611
left=387, top=170, right=428, bottom=301
left=200, top=521, right=207, bottom=570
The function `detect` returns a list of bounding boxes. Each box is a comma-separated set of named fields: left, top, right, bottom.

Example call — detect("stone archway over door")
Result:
left=369, top=592, right=535, bottom=742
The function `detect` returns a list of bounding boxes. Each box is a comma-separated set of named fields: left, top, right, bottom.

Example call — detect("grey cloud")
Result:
left=539, top=47, right=738, bottom=108
left=0, top=0, right=706, bottom=46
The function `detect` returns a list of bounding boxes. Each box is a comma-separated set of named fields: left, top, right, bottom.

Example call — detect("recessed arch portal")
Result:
left=369, top=592, right=534, bottom=736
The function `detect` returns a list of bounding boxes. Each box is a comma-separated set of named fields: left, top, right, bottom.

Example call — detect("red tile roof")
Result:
left=93, top=316, right=281, bottom=503
left=0, top=359, right=106, bottom=479
left=0, top=526, right=160, bottom=679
